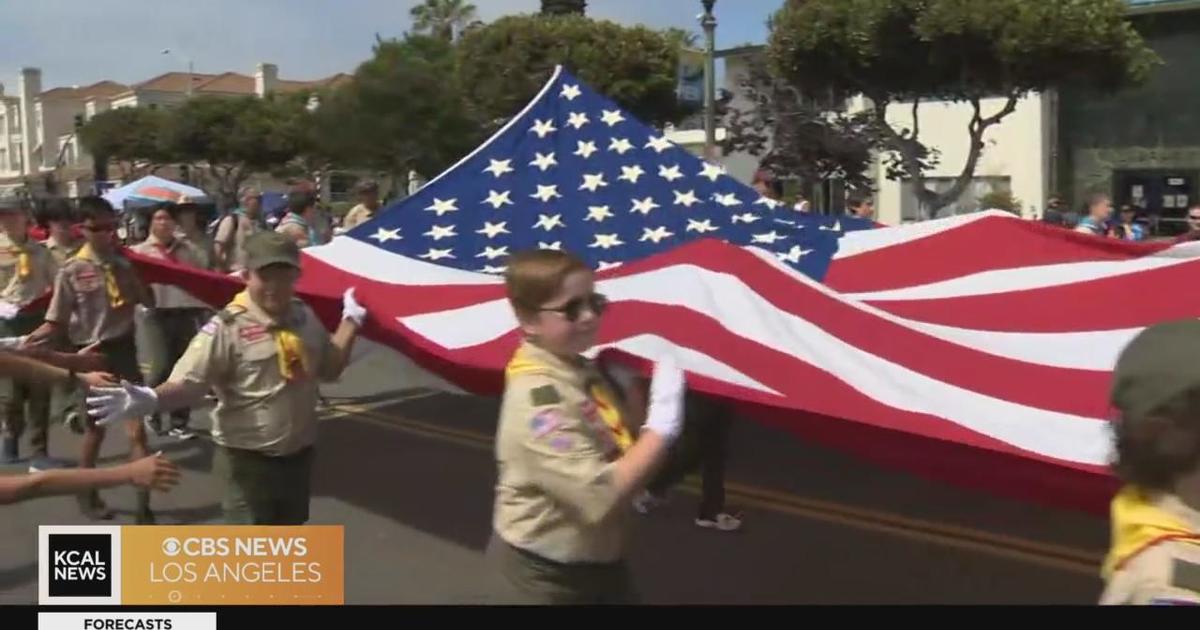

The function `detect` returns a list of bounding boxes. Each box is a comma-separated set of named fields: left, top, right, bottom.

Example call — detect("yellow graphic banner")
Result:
left=120, top=526, right=343, bottom=605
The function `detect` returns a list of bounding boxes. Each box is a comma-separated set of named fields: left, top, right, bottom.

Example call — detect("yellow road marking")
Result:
left=324, top=400, right=1104, bottom=577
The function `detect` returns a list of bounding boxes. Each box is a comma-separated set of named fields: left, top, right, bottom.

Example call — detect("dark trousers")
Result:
left=0, top=313, right=50, bottom=455
left=486, top=534, right=638, bottom=605
left=147, top=308, right=205, bottom=429
left=646, top=391, right=733, bottom=519
left=212, top=445, right=314, bottom=525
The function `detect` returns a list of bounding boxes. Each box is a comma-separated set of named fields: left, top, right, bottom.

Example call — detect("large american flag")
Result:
left=131, top=67, right=1200, bottom=515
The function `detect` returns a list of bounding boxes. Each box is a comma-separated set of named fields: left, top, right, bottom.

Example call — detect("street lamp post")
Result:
left=701, top=0, right=717, bottom=160
left=161, top=48, right=194, bottom=98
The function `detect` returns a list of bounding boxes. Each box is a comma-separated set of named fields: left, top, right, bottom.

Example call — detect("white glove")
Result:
left=85, top=381, right=159, bottom=427
left=0, top=302, right=19, bottom=320
left=642, top=358, right=686, bottom=443
left=342, top=287, right=367, bottom=327
left=0, top=335, right=26, bottom=350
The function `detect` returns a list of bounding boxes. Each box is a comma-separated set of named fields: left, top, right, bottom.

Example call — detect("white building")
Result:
left=0, top=63, right=349, bottom=198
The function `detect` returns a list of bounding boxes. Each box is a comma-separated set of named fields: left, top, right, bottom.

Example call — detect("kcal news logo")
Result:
left=40, top=526, right=123, bottom=605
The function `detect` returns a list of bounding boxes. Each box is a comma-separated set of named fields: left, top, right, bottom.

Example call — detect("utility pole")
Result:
left=701, top=0, right=717, bottom=160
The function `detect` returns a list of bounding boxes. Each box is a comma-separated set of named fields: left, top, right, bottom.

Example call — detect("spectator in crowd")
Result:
left=1110, top=205, right=1147, bottom=241
left=39, top=198, right=80, bottom=265
left=1175, top=203, right=1200, bottom=243
left=1074, top=193, right=1114, bottom=236
left=846, top=194, right=875, bottom=220
left=276, top=189, right=326, bottom=249
left=342, top=180, right=382, bottom=231
left=214, top=187, right=267, bottom=273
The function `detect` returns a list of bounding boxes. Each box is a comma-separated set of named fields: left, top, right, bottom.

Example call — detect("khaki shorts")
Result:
left=211, top=445, right=314, bottom=525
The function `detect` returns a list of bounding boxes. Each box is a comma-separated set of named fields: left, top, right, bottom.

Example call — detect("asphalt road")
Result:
left=0, top=342, right=1109, bottom=604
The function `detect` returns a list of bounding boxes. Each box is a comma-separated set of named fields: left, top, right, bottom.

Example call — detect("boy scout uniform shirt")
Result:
left=493, top=341, right=636, bottom=565
left=130, top=235, right=209, bottom=309
left=1102, top=492, right=1200, bottom=605
left=0, top=234, right=57, bottom=309
left=43, top=236, right=80, bottom=266
left=168, top=296, right=338, bottom=457
left=44, top=250, right=141, bottom=345
left=214, top=213, right=264, bottom=271
left=341, top=204, right=376, bottom=231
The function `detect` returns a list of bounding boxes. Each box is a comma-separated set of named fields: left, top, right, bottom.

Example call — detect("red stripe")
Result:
left=865, top=256, right=1200, bottom=332
left=826, top=216, right=1172, bottom=294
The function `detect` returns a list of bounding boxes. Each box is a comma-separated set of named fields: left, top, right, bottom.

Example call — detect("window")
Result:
left=901, top=176, right=1013, bottom=222
left=0, top=148, right=7, bottom=171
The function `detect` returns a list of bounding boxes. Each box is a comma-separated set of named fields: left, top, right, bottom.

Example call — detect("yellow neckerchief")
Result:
left=73, top=242, right=124, bottom=308
left=1102, top=485, right=1200, bottom=578
left=229, top=291, right=309, bottom=382
left=505, top=343, right=634, bottom=452
left=7, top=236, right=30, bottom=280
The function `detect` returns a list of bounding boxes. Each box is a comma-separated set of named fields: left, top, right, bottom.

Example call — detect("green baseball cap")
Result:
left=1111, top=319, right=1200, bottom=419
left=243, top=231, right=301, bottom=271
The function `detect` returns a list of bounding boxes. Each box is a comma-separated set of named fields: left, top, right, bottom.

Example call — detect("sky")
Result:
left=0, top=0, right=781, bottom=92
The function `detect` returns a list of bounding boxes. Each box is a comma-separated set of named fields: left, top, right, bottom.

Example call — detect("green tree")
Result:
left=723, top=59, right=879, bottom=198
left=157, top=95, right=302, bottom=202
left=410, top=0, right=478, bottom=42
left=457, top=15, right=690, bottom=129
left=768, top=0, right=1160, bottom=215
left=541, top=0, right=587, bottom=16
left=77, top=107, right=171, bottom=180
left=312, top=34, right=479, bottom=191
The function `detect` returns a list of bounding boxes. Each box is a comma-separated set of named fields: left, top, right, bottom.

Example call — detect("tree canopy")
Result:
left=410, top=0, right=478, bottom=42
left=77, top=107, right=170, bottom=180
left=456, top=14, right=691, bottom=129
left=765, top=0, right=1161, bottom=213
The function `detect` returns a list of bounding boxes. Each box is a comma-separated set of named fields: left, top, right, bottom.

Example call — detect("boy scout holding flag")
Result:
left=488, top=249, right=685, bottom=604
left=1101, top=319, right=1200, bottom=605
left=24, top=196, right=156, bottom=522
left=0, top=195, right=60, bottom=468
left=86, top=231, right=368, bottom=525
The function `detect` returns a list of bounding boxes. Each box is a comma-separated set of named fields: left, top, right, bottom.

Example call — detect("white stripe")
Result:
left=303, top=237, right=502, bottom=286
left=585, top=334, right=782, bottom=396
left=400, top=260, right=1110, bottom=464
left=847, top=245, right=1200, bottom=301
left=833, top=211, right=1009, bottom=260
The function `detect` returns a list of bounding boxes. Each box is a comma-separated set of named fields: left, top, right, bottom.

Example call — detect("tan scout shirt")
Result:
left=45, top=250, right=144, bottom=345
left=341, top=204, right=377, bottom=231
left=492, top=341, right=636, bottom=565
left=214, top=212, right=264, bottom=271
left=0, top=234, right=57, bottom=310
left=43, top=236, right=80, bottom=267
left=179, top=230, right=215, bottom=271
left=130, top=234, right=209, bottom=310
left=1102, top=494, right=1200, bottom=605
left=168, top=296, right=338, bottom=456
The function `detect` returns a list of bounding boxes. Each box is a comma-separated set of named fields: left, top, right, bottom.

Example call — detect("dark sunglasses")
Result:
left=539, top=292, right=609, bottom=322
left=1188, top=215, right=1200, bottom=221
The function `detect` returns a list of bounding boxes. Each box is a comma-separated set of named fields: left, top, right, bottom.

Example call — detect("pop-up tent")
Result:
left=102, top=175, right=209, bottom=211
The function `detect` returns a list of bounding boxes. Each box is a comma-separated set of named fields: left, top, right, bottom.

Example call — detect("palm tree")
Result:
left=410, top=0, right=478, bottom=42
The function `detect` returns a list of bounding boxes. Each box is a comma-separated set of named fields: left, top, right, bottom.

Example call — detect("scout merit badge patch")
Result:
left=238, top=323, right=269, bottom=344
left=530, top=410, right=564, bottom=439
left=72, top=269, right=102, bottom=293
left=530, top=384, right=561, bottom=407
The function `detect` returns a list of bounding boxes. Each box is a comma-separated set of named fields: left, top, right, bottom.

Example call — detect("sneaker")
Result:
left=695, top=513, right=743, bottom=532
left=28, top=455, right=73, bottom=472
left=632, top=490, right=667, bottom=515
left=0, top=437, right=18, bottom=465
left=168, top=427, right=197, bottom=441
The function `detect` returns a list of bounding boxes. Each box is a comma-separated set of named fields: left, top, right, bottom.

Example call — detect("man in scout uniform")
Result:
left=1101, top=319, right=1200, bottom=605
left=39, top=197, right=80, bottom=265
left=341, top=180, right=381, bottom=231
left=25, top=196, right=156, bottom=522
left=213, top=187, right=266, bottom=273
left=0, top=195, right=60, bottom=469
left=86, top=231, right=368, bottom=525
left=130, top=204, right=209, bottom=440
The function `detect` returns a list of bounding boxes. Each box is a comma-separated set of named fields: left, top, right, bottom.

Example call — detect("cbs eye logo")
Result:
left=162, top=538, right=182, bottom=557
